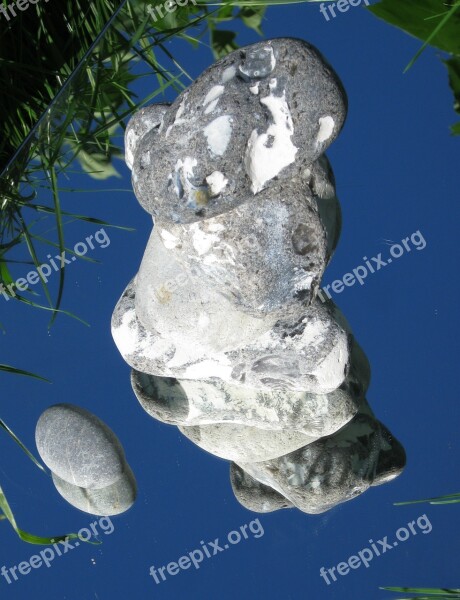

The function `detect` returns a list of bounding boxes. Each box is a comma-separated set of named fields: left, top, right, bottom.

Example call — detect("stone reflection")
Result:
left=112, top=38, right=405, bottom=514
left=36, top=404, right=137, bottom=516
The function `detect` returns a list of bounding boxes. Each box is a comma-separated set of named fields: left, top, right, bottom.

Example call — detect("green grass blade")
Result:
left=0, top=364, right=50, bottom=382
left=404, top=2, right=460, bottom=73
left=0, top=483, right=99, bottom=546
left=395, top=492, right=460, bottom=506
left=0, top=419, right=47, bottom=473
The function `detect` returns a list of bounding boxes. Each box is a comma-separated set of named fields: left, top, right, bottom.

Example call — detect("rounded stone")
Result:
left=35, top=404, right=127, bottom=490
left=131, top=369, right=359, bottom=438
left=238, top=410, right=406, bottom=514
left=112, top=278, right=351, bottom=394
left=230, top=462, right=293, bottom=513
left=131, top=38, right=347, bottom=224
left=52, top=466, right=137, bottom=516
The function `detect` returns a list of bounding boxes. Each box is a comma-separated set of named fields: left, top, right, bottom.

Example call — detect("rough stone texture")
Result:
left=130, top=38, right=347, bottom=224
left=52, top=467, right=137, bottom=516
left=130, top=335, right=368, bottom=436
left=142, top=182, right=327, bottom=318
left=308, top=156, right=341, bottom=263
left=236, top=402, right=406, bottom=514
left=112, top=280, right=351, bottom=394
left=179, top=422, right=315, bottom=462
left=230, top=463, right=293, bottom=512
left=131, top=369, right=357, bottom=437
left=134, top=227, right=277, bottom=356
left=111, top=37, right=405, bottom=516
left=35, top=404, right=127, bottom=489
left=125, top=104, right=169, bottom=170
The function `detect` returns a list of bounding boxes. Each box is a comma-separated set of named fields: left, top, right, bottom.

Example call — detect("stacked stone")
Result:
left=112, top=38, right=405, bottom=514
left=35, top=404, right=137, bottom=516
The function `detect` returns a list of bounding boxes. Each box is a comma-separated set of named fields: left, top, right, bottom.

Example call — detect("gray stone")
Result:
left=149, top=180, right=327, bottom=318
left=35, top=404, right=127, bottom=490
left=130, top=335, right=368, bottom=436
left=230, top=463, right=293, bottom=512
left=307, top=156, right=341, bottom=263
left=111, top=37, right=405, bottom=517
left=179, top=422, right=315, bottom=462
left=112, top=278, right=351, bottom=393
left=125, top=104, right=170, bottom=170
left=130, top=38, right=347, bottom=223
left=134, top=226, right=277, bottom=356
left=237, top=405, right=406, bottom=514
left=52, top=466, right=137, bottom=516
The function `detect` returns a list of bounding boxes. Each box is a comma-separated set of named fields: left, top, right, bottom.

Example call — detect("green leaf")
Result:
left=0, top=419, right=47, bottom=474
left=238, top=6, right=266, bottom=34
left=68, top=144, right=121, bottom=180
left=210, top=29, right=238, bottom=58
left=0, top=484, right=98, bottom=546
left=445, top=56, right=460, bottom=113
left=381, top=587, right=460, bottom=598
left=394, top=491, right=460, bottom=506
left=368, top=0, right=460, bottom=57
left=0, top=364, right=50, bottom=382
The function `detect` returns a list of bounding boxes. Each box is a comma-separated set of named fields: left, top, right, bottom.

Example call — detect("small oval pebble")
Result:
left=35, top=404, right=127, bottom=490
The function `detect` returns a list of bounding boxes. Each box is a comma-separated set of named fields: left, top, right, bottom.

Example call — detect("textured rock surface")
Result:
left=308, top=156, right=341, bottom=262
left=131, top=38, right=347, bottom=224
left=230, top=463, right=293, bottom=512
left=130, top=335, right=368, bottom=436
left=36, top=404, right=136, bottom=515
left=113, top=280, right=351, bottom=393
left=179, top=422, right=315, bottom=462
left=125, top=104, right=170, bottom=170
left=52, top=467, right=137, bottom=517
left=36, top=404, right=126, bottom=489
left=111, top=37, right=405, bottom=516
left=236, top=404, right=406, bottom=514
left=140, top=183, right=327, bottom=318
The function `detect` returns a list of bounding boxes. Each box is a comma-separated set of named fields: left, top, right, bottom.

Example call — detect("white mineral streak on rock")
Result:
left=221, top=65, right=236, bottom=83
left=244, top=80, right=298, bottom=194
left=165, top=98, right=187, bottom=138
left=206, top=171, right=228, bottom=196
left=184, top=359, right=233, bottom=380
left=124, top=105, right=168, bottom=170
left=317, top=116, right=335, bottom=144
left=125, top=129, right=138, bottom=171
left=190, top=223, right=222, bottom=256
left=160, top=229, right=179, bottom=249
left=204, top=99, right=220, bottom=115
left=268, top=46, right=276, bottom=71
left=112, top=309, right=138, bottom=356
left=204, top=116, right=232, bottom=156
left=203, top=85, right=224, bottom=109
left=171, top=157, right=202, bottom=205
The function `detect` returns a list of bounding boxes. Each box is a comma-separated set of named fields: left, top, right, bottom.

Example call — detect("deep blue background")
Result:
left=1, top=2, right=459, bottom=599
